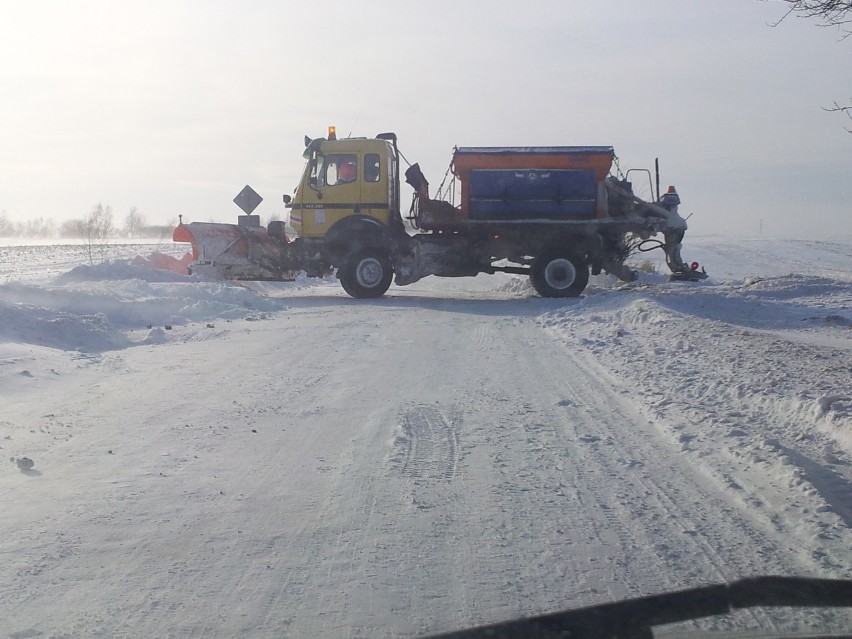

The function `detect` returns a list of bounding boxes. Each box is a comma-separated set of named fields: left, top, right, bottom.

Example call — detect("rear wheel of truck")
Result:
left=530, top=250, right=589, bottom=297
left=338, top=249, right=393, bottom=299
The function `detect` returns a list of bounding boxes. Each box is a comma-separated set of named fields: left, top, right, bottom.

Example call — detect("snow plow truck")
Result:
left=173, top=127, right=707, bottom=298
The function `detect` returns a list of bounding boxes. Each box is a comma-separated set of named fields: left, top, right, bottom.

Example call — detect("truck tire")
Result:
left=338, top=249, right=393, bottom=299
left=530, top=250, right=589, bottom=297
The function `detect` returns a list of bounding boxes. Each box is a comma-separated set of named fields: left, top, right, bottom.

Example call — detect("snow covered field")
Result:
left=1, top=236, right=850, bottom=638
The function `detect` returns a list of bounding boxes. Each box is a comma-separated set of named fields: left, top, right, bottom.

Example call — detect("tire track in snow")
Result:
left=464, top=325, right=848, bottom=632
left=392, top=405, right=460, bottom=482
left=540, top=346, right=844, bottom=631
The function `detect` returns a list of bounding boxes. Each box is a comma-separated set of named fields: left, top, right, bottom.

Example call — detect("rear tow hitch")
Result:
left=638, top=234, right=709, bottom=283
left=669, top=263, right=709, bottom=282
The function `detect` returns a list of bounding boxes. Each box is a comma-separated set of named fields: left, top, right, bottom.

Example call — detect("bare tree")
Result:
left=769, top=0, right=852, bottom=33
left=59, top=218, right=87, bottom=238
left=0, top=210, right=12, bottom=237
left=85, top=203, right=114, bottom=264
left=764, top=1, right=852, bottom=131
left=125, top=207, right=146, bottom=238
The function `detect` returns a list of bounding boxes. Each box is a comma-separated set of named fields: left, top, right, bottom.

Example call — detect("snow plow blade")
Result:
left=172, top=221, right=298, bottom=281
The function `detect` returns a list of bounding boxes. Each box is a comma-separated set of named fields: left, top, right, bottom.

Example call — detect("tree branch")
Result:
left=821, top=101, right=852, bottom=132
left=765, top=0, right=852, bottom=36
left=761, top=1, right=852, bottom=130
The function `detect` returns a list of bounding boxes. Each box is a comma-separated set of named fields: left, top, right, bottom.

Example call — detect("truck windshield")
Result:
left=309, top=153, right=325, bottom=189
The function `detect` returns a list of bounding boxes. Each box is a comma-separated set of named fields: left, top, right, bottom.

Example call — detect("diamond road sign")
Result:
left=233, top=185, right=263, bottom=214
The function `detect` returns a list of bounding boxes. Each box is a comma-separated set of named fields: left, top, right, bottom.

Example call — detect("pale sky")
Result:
left=1, top=0, right=850, bottom=238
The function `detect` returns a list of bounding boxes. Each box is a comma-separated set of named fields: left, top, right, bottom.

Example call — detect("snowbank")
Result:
left=0, top=250, right=328, bottom=353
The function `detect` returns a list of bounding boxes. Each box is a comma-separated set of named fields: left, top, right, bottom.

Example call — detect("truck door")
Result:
left=359, top=152, right=391, bottom=226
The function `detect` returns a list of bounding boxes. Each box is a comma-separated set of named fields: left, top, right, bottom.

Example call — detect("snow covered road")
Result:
left=1, top=238, right=850, bottom=637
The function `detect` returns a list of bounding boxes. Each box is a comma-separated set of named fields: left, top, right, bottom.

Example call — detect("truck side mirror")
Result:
left=282, top=194, right=292, bottom=204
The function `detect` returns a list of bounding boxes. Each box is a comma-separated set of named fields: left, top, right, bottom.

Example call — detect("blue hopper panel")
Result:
left=468, top=199, right=597, bottom=220
left=467, top=169, right=597, bottom=220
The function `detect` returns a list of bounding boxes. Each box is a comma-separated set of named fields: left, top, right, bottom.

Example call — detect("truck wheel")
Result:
left=530, top=250, right=589, bottom=297
left=338, top=249, right=393, bottom=299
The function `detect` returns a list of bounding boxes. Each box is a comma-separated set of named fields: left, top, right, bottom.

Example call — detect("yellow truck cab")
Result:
left=289, top=131, right=400, bottom=239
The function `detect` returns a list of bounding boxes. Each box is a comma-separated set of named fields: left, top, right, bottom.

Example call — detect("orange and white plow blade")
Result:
left=130, top=251, right=194, bottom=275
left=172, top=222, right=297, bottom=281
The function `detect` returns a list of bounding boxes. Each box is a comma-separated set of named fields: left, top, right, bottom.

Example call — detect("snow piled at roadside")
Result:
left=536, top=264, right=851, bottom=573
left=0, top=252, right=327, bottom=353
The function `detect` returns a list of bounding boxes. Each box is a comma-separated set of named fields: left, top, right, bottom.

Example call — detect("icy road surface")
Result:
left=1, top=237, right=850, bottom=637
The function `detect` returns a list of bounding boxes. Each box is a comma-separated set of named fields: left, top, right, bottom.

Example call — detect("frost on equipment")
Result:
left=173, top=129, right=708, bottom=298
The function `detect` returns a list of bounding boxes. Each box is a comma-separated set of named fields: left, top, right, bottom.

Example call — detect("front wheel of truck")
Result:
left=530, top=250, right=589, bottom=297
left=338, top=249, right=393, bottom=299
